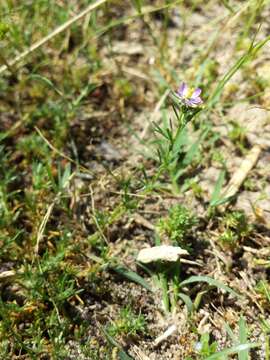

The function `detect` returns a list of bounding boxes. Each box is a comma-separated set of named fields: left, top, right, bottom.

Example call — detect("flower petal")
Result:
left=190, top=95, right=202, bottom=103
left=177, top=82, right=188, bottom=97
left=191, top=88, right=202, bottom=98
left=184, top=97, right=202, bottom=108
left=185, top=99, right=194, bottom=107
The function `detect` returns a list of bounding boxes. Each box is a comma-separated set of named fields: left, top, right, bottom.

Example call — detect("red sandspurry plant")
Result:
left=149, top=81, right=205, bottom=193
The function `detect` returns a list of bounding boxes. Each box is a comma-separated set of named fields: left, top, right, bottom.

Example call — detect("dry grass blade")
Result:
left=34, top=171, right=75, bottom=255
left=133, top=213, right=155, bottom=230
left=0, top=0, right=107, bottom=75
left=132, top=346, right=150, bottom=360
left=0, top=270, right=16, bottom=280
left=89, top=185, right=109, bottom=245
left=34, top=201, right=56, bottom=255
left=153, top=324, right=177, bottom=347
left=35, top=126, right=93, bottom=176
left=221, top=144, right=261, bottom=203
left=122, top=65, right=151, bottom=81
left=239, top=271, right=264, bottom=313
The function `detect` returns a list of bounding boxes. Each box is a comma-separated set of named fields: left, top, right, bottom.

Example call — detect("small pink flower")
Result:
left=176, top=83, right=203, bottom=107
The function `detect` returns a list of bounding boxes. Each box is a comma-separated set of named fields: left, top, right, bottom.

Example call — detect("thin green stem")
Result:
left=171, top=262, right=180, bottom=311
left=169, top=111, right=186, bottom=193
left=160, top=272, right=170, bottom=313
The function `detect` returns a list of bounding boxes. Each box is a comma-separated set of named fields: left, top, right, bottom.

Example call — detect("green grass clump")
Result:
left=107, top=306, right=146, bottom=338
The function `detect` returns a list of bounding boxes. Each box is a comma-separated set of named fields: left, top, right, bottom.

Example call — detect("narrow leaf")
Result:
left=239, top=316, right=248, bottom=360
left=210, top=168, right=226, bottom=206
left=112, top=265, right=152, bottom=292
left=205, top=343, right=260, bottom=360
left=29, top=74, right=63, bottom=97
left=224, top=322, right=237, bottom=343
left=209, top=35, right=270, bottom=107
left=101, top=327, right=134, bottom=360
left=210, top=195, right=235, bottom=207
left=178, top=293, right=193, bottom=313
left=180, top=275, right=242, bottom=299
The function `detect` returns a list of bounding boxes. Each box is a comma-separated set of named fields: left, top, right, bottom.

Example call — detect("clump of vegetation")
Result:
left=157, top=204, right=198, bottom=247
left=107, top=306, right=146, bottom=338
left=194, top=333, right=218, bottom=358
left=256, top=280, right=270, bottom=305
left=219, top=210, right=252, bottom=248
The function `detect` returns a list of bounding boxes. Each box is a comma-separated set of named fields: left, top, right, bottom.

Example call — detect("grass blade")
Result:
left=210, top=195, right=235, bottom=207
left=210, top=168, right=226, bottom=206
left=224, top=322, right=237, bottom=343
left=208, top=35, right=270, bottom=107
left=239, top=316, right=248, bottom=360
left=112, top=265, right=152, bottom=292
left=180, top=275, right=242, bottom=299
left=29, top=74, right=64, bottom=97
left=178, top=293, right=193, bottom=313
left=101, top=327, right=134, bottom=360
left=205, top=343, right=260, bottom=360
